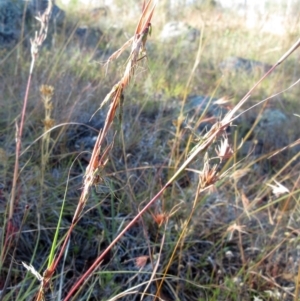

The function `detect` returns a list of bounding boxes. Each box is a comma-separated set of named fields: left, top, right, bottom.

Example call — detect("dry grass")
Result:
left=0, top=1, right=300, bottom=301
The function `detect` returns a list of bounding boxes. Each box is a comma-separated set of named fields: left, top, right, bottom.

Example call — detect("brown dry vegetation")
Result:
left=0, top=1, right=300, bottom=301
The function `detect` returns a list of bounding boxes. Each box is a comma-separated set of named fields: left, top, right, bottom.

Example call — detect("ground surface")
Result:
left=0, top=2, right=300, bottom=301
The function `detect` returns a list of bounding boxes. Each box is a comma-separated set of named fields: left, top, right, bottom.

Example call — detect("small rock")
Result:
left=159, top=21, right=200, bottom=43
left=0, top=0, right=65, bottom=49
left=67, top=110, right=104, bottom=154
left=179, top=95, right=228, bottom=132
left=75, top=26, right=103, bottom=49
left=239, top=140, right=264, bottom=156
left=236, top=108, right=293, bottom=160
left=254, top=108, right=288, bottom=150
left=185, top=95, right=227, bottom=117
left=186, top=95, right=227, bottom=120
left=27, top=0, right=65, bottom=26
left=0, top=1, right=22, bottom=47
left=256, top=108, right=287, bottom=129
left=220, top=56, right=271, bottom=74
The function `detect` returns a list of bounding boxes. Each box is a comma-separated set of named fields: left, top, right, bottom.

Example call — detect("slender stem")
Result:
left=9, top=57, right=35, bottom=219
left=63, top=182, right=169, bottom=301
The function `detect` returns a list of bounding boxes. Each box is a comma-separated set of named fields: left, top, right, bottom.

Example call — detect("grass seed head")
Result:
left=135, top=255, right=149, bottom=268
left=40, top=85, right=54, bottom=98
left=199, top=154, right=219, bottom=189
left=267, top=180, right=290, bottom=197
left=215, top=136, right=233, bottom=162
left=42, top=117, right=55, bottom=130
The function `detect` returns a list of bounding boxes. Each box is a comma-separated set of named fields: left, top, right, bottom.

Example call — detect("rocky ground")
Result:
left=0, top=1, right=300, bottom=300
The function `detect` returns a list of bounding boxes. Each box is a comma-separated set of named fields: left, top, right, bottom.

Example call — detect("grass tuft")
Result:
left=1, top=1, right=300, bottom=301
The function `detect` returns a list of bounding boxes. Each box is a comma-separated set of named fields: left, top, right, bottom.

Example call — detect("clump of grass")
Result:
left=1, top=1, right=300, bottom=301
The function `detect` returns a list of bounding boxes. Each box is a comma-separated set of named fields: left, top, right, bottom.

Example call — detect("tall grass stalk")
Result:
left=2, top=0, right=54, bottom=282
left=9, top=1, right=53, bottom=221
